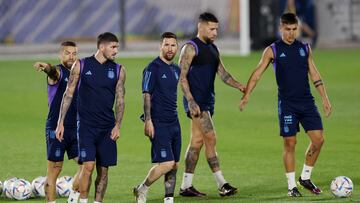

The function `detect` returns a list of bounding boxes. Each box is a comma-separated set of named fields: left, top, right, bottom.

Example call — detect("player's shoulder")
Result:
left=144, top=57, right=161, bottom=72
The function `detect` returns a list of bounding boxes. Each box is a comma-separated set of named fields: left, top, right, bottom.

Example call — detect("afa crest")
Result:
left=299, top=47, right=305, bottom=57
left=108, top=69, right=115, bottom=79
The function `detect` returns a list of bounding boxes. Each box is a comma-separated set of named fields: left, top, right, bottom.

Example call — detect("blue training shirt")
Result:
left=142, top=57, right=180, bottom=125
left=77, top=56, right=121, bottom=128
left=271, top=39, right=314, bottom=102
left=183, top=37, right=219, bottom=111
left=46, top=64, right=77, bottom=129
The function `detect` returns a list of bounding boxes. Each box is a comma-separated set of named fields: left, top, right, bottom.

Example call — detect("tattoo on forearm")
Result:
left=95, top=167, right=108, bottom=201
left=185, top=147, right=200, bottom=173
left=180, top=45, right=195, bottom=101
left=207, top=156, right=220, bottom=170
left=221, top=71, right=231, bottom=82
left=313, top=79, right=323, bottom=88
left=58, top=68, right=78, bottom=123
left=164, top=169, right=177, bottom=197
left=143, top=93, right=151, bottom=120
left=45, top=64, right=58, bottom=81
left=200, top=113, right=214, bottom=134
left=115, top=69, right=126, bottom=127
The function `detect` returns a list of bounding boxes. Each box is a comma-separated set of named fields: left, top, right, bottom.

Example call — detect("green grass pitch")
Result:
left=0, top=48, right=359, bottom=202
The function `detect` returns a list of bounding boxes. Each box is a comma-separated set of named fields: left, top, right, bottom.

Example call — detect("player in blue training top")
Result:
left=33, top=41, right=82, bottom=203
left=133, top=32, right=181, bottom=203
left=56, top=32, right=126, bottom=203
left=239, top=13, right=332, bottom=197
left=179, top=12, right=245, bottom=197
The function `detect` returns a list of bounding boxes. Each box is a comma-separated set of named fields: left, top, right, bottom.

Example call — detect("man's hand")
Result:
left=55, top=122, right=64, bottom=142
left=322, top=97, right=332, bottom=117
left=238, top=83, right=246, bottom=93
left=239, top=95, right=250, bottom=112
left=188, top=99, right=201, bottom=118
left=110, top=124, right=120, bottom=141
left=144, top=119, right=154, bottom=139
left=34, top=62, right=50, bottom=72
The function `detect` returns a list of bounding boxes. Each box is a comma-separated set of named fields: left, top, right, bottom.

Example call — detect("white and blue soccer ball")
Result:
left=10, top=179, right=32, bottom=200
left=56, top=176, right=73, bottom=197
left=31, top=176, right=46, bottom=197
left=3, top=177, right=18, bottom=199
left=330, top=176, right=354, bottom=198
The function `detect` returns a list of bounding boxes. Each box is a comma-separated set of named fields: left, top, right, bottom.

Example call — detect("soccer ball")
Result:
left=10, top=179, right=32, bottom=200
left=31, top=176, right=46, bottom=197
left=3, top=177, right=18, bottom=198
left=330, top=176, right=354, bottom=197
left=56, top=176, right=73, bottom=197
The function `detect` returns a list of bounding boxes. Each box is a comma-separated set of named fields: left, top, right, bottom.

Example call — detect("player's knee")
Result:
left=161, top=161, right=175, bottom=172
left=190, top=139, right=203, bottom=148
left=204, top=133, right=217, bottom=147
left=313, top=136, right=324, bottom=148
left=83, top=164, right=95, bottom=175
left=284, top=139, right=297, bottom=151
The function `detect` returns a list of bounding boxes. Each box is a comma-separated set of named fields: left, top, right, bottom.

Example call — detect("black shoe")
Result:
left=219, top=183, right=237, bottom=197
left=179, top=186, right=206, bottom=197
left=288, top=187, right=302, bottom=197
left=298, top=177, right=322, bottom=194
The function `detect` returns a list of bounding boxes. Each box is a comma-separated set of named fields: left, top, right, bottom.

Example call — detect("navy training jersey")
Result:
left=142, top=57, right=180, bottom=125
left=271, top=39, right=314, bottom=102
left=46, top=64, right=77, bottom=129
left=77, top=56, right=121, bottom=128
left=184, top=37, right=220, bottom=108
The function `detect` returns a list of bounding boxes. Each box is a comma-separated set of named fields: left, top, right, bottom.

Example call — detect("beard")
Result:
left=64, top=61, right=74, bottom=69
left=163, top=52, right=175, bottom=61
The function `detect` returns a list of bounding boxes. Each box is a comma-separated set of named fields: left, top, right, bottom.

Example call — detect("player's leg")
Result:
left=197, top=111, right=237, bottom=196
left=45, top=161, right=63, bottom=202
left=298, top=104, right=324, bottom=194
left=94, top=166, right=109, bottom=202
left=297, top=130, right=324, bottom=194
left=164, top=162, right=178, bottom=203
left=180, top=118, right=205, bottom=196
left=67, top=158, right=82, bottom=203
left=79, top=161, right=95, bottom=202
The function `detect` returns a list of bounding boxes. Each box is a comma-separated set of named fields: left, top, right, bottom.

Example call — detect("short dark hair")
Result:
left=199, top=12, right=218, bottom=23
left=61, top=41, right=76, bottom=47
left=160, top=32, right=177, bottom=42
left=280, top=13, right=298, bottom=25
left=97, top=32, right=119, bottom=48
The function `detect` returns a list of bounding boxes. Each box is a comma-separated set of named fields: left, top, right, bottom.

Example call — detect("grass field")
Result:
left=0, top=48, right=359, bottom=202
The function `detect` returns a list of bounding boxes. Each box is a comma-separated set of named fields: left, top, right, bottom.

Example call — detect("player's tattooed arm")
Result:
left=58, top=60, right=80, bottom=124
left=143, top=93, right=151, bottom=121
left=179, top=44, right=201, bottom=117
left=217, top=59, right=245, bottom=92
left=115, top=66, right=126, bottom=127
left=185, top=147, right=200, bottom=173
left=33, top=62, right=60, bottom=83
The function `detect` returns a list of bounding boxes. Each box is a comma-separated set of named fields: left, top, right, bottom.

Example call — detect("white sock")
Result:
left=180, top=173, right=194, bottom=190
left=79, top=198, right=88, bottom=203
left=286, top=172, right=296, bottom=190
left=94, top=201, right=101, bottom=203
left=164, top=196, right=174, bottom=203
left=47, top=201, right=56, bottom=203
left=300, top=164, right=313, bottom=180
left=67, top=190, right=80, bottom=203
left=138, top=182, right=149, bottom=193
left=213, top=170, right=227, bottom=189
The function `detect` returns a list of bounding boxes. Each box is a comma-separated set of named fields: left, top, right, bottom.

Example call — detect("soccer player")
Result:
left=133, top=32, right=180, bottom=203
left=239, top=13, right=331, bottom=197
left=33, top=41, right=82, bottom=203
left=56, top=32, right=125, bottom=203
left=179, top=12, right=245, bottom=197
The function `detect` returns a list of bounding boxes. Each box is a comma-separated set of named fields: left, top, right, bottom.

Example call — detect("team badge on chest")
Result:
left=108, top=69, right=115, bottom=79
left=299, top=47, right=305, bottom=57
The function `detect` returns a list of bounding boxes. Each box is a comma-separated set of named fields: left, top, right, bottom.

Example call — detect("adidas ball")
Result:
left=31, top=176, right=46, bottom=197
left=330, top=176, right=354, bottom=197
left=11, top=179, right=32, bottom=200
left=56, top=176, right=73, bottom=197
left=3, top=177, right=18, bottom=198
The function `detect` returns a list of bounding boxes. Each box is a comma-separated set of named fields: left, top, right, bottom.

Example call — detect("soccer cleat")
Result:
left=219, top=183, right=238, bottom=197
left=133, top=185, right=147, bottom=203
left=179, top=186, right=206, bottom=197
left=298, top=177, right=322, bottom=195
left=288, top=187, right=302, bottom=197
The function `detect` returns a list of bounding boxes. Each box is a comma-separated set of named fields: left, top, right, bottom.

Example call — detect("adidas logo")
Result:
left=161, top=74, right=167, bottom=79
left=85, top=70, right=92, bottom=75
left=64, top=77, right=68, bottom=82
left=280, top=53, right=286, bottom=57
